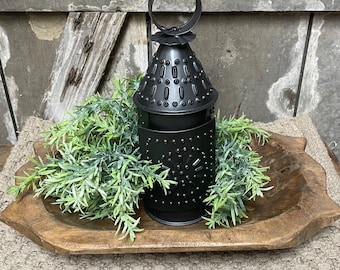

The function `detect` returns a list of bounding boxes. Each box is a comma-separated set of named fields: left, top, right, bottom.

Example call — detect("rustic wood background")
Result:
left=1, top=0, right=339, bottom=159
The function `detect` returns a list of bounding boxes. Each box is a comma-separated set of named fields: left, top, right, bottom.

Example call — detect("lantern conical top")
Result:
left=133, top=0, right=218, bottom=115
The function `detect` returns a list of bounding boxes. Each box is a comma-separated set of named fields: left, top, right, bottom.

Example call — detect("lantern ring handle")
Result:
left=148, top=0, right=202, bottom=36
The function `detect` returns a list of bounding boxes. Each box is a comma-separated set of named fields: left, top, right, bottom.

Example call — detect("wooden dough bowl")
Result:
left=1, top=132, right=340, bottom=254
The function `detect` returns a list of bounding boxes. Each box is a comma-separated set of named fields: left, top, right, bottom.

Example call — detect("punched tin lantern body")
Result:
left=133, top=0, right=218, bottom=225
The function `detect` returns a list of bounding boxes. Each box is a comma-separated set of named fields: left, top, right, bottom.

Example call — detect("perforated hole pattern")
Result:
left=140, top=119, right=215, bottom=212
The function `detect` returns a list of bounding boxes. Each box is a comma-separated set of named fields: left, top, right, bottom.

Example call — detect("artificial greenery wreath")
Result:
left=8, top=75, right=271, bottom=242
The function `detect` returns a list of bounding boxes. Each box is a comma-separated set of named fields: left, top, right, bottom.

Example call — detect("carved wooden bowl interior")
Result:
left=1, top=132, right=340, bottom=254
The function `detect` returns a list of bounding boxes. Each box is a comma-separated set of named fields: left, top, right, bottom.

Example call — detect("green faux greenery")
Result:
left=8, top=76, right=175, bottom=242
left=204, top=113, right=271, bottom=228
left=8, top=75, right=271, bottom=242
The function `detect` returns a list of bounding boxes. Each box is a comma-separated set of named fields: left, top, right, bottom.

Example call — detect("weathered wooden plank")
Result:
left=100, top=13, right=148, bottom=96
left=298, top=13, right=340, bottom=159
left=188, top=13, right=310, bottom=122
left=0, top=13, right=66, bottom=144
left=0, top=0, right=339, bottom=12
left=42, top=12, right=127, bottom=121
left=0, top=25, right=16, bottom=144
left=0, top=68, right=16, bottom=144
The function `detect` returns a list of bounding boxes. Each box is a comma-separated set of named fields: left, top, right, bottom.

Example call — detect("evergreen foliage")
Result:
left=8, top=75, right=271, bottom=241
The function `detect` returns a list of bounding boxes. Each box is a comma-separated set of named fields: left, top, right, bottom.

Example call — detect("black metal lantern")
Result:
left=133, top=0, right=218, bottom=226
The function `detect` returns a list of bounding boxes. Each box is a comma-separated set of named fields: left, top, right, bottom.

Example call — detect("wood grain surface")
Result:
left=1, top=0, right=340, bottom=12
left=1, top=133, right=339, bottom=254
left=41, top=12, right=127, bottom=121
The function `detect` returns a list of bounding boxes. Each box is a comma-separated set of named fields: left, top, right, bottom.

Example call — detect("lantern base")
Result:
left=145, top=206, right=206, bottom=226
